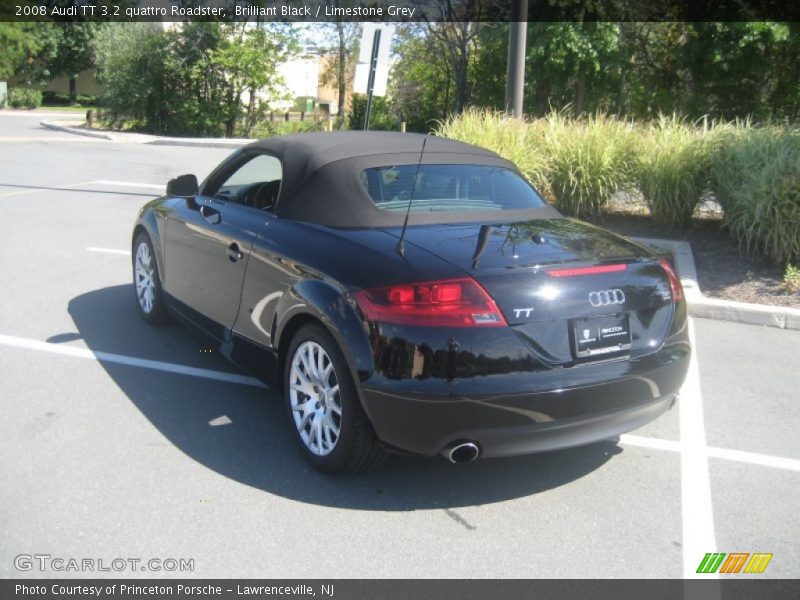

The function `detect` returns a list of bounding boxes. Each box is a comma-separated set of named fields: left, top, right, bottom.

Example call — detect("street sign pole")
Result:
left=354, top=24, right=393, bottom=127
left=363, top=28, right=382, bottom=131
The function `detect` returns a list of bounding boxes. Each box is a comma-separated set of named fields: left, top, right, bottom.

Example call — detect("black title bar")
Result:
left=2, top=0, right=800, bottom=23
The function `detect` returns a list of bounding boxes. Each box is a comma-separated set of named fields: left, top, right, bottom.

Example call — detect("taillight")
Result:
left=659, top=259, right=684, bottom=302
left=547, top=263, right=627, bottom=277
left=353, top=277, right=507, bottom=328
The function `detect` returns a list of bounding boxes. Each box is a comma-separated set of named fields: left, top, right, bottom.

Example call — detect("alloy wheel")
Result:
left=135, top=241, right=156, bottom=314
left=289, top=341, right=342, bottom=456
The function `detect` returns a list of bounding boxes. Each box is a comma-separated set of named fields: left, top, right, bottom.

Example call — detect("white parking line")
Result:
left=705, top=446, right=800, bottom=472
left=619, top=434, right=681, bottom=453
left=679, top=318, right=717, bottom=580
left=0, top=333, right=266, bottom=389
left=86, top=247, right=132, bottom=256
left=92, top=180, right=164, bottom=190
left=620, top=435, right=800, bottom=473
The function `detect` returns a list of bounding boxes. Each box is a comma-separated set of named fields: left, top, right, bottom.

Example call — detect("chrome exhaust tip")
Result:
left=446, top=441, right=480, bottom=464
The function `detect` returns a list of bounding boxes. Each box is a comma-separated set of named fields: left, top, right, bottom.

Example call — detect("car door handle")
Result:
left=227, top=243, right=243, bottom=262
left=200, top=204, right=221, bottom=224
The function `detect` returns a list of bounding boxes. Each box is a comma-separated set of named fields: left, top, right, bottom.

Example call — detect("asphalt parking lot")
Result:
left=1, top=112, right=798, bottom=579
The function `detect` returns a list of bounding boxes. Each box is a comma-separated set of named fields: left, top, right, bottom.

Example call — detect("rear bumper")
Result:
left=440, top=393, right=676, bottom=459
left=360, top=340, right=689, bottom=458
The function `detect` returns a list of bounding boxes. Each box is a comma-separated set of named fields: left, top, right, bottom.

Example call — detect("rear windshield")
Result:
left=359, top=164, right=547, bottom=213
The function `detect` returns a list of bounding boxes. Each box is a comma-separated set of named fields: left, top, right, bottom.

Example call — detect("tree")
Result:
left=94, top=21, right=298, bottom=137
left=422, top=0, right=492, bottom=115
left=319, top=18, right=359, bottom=120
left=209, top=23, right=298, bottom=137
left=468, top=23, right=508, bottom=110
left=390, top=25, right=454, bottom=131
left=613, top=23, right=685, bottom=118
left=678, top=22, right=797, bottom=120
left=525, top=22, right=620, bottom=116
left=45, top=23, right=98, bottom=103
left=93, top=23, right=168, bottom=127
left=0, top=23, right=44, bottom=81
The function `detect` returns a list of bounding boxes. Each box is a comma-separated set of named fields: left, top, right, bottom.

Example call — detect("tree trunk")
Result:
left=617, top=67, right=627, bottom=115
left=226, top=91, right=241, bottom=138
left=337, top=22, right=346, bottom=118
left=576, top=78, right=586, bottom=115
left=452, top=25, right=471, bottom=115
left=69, top=76, right=77, bottom=105
left=453, top=59, right=468, bottom=114
left=245, top=87, right=257, bottom=137
left=535, top=80, right=550, bottom=116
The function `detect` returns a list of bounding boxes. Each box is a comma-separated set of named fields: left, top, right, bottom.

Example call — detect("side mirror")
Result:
left=166, top=174, right=199, bottom=198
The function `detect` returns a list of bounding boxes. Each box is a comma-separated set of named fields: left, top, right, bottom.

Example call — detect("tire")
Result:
left=132, top=231, right=171, bottom=325
left=284, top=323, right=386, bottom=474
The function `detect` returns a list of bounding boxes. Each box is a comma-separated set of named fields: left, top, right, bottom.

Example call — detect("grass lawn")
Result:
left=39, top=105, right=97, bottom=113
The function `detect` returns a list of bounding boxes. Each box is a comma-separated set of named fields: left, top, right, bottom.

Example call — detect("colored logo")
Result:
left=696, top=552, right=773, bottom=574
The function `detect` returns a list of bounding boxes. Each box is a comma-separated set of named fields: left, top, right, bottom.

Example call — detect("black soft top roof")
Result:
left=248, top=130, right=502, bottom=158
left=245, top=131, right=560, bottom=228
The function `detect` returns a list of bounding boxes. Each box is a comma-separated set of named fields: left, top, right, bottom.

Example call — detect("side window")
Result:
left=214, top=154, right=282, bottom=211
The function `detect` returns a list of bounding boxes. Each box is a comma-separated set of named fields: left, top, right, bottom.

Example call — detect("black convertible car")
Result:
left=132, top=131, right=690, bottom=473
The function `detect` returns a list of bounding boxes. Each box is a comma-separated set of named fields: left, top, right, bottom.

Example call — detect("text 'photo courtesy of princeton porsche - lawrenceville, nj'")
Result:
left=1, top=1, right=799, bottom=599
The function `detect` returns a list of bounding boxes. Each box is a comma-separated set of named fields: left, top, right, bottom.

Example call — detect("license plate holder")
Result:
left=573, top=314, right=631, bottom=358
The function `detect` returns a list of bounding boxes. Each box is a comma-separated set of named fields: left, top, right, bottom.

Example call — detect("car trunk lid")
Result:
left=381, top=218, right=677, bottom=364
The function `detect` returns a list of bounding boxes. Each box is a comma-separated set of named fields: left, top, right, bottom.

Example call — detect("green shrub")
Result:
left=707, top=120, right=750, bottom=214
left=41, top=91, right=98, bottom=107
left=348, top=94, right=397, bottom=131
left=250, top=118, right=329, bottom=138
left=781, top=263, right=800, bottom=294
left=710, top=125, right=800, bottom=264
left=635, top=115, right=712, bottom=227
left=42, top=91, right=70, bottom=105
left=76, top=94, right=97, bottom=106
left=542, top=111, right=636, bottom=218
left=8, top=87, right=42, bottom=109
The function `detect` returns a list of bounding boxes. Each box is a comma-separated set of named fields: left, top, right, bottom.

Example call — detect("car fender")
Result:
left=133, top=198, right=171, bottom=286
left=274, top=279, right=375, bottom=399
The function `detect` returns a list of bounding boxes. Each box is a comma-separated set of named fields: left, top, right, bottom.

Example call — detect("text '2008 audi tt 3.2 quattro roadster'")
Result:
left=132, top=132, right=690, bottom=473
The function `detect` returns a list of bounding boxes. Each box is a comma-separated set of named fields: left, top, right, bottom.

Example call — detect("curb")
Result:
left=631, top=236, right=800, bottom=331
left=39, top=119, right=253, bottom=147
left=687, top=296, right=800, bottom=329
left=147, top=137, right=253, bottom=149
left=40, top=120, right=113, bottom=140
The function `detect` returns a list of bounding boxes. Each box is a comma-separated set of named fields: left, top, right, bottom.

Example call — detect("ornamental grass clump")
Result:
left=710, top=124, right=800, bottom=264
left=541, top=111, right=637, bottom=218
left=635, top=115, right=712, bottom=227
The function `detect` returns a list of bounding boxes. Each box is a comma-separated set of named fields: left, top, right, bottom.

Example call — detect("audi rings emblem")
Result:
left=588, top=289, right=626, bottom=307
